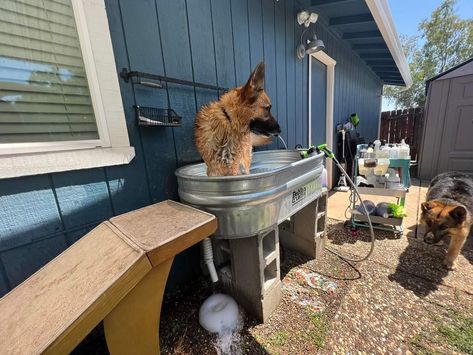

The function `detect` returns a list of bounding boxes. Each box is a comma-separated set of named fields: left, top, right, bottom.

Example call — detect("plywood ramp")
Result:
left=0, top=200, right=217, bottom=355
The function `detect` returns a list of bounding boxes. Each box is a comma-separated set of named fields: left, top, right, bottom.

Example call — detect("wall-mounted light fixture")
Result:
left=297, top=10, right=318, bottom=27
left=296, top=11, right=325, bottom=59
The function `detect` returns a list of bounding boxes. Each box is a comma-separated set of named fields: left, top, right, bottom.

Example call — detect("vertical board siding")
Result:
left=262, top=0, right=278, bottom=150
left=247, top=0, right=264, bottom=69
left=105, top=0, right=156, bottom=210
left=156, top=0, right=200, bottom=167
left=187, top=0, right=220, bottom=127
left=274, top=0, right=287, bottom=149
left=120, top=0, right=178, bottom=202
left=285, top=0, right=296, bottom=149
left=231, top=0, right=251, bottom=85
left=315, top=15, right=382, bottom=147
left=294, top=10, right=303, bottom=147
left=211, top=0, right=237, bottom=88
left=0, top=0, right=382, bottom=296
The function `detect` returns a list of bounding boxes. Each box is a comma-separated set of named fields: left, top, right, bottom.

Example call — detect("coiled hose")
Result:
left=313, top=144, right=375, bottom=262
left=326, top=155, right=375, bottom=262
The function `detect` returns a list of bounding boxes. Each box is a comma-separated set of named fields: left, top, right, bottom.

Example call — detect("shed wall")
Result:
left=419, top=74, right=473, bottom=179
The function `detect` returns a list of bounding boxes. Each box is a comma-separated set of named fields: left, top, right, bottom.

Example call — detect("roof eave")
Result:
left=365, top=0, right=413, bottom=88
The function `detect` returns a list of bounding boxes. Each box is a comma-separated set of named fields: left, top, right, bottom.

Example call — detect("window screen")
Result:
left=0, top=0, right=99, bottom=143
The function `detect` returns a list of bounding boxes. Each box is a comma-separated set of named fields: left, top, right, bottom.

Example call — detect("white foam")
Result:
left=199, top=293, right=243, bottom=355
left=214, top=326, right=242, bottom=355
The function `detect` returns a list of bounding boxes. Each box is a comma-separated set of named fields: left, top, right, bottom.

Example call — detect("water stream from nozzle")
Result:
left=277, top=135, right=288, bottom=149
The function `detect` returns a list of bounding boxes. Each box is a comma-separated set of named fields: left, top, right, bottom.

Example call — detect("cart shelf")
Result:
left=351, top=210, right=403, bottom=226
left=349, top=144, right=410, bottom=236
left=356, top=187, right=407, bottom=198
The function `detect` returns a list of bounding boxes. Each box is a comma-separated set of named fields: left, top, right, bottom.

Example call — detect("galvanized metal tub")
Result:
left=175, top=150, right=324, bottom=238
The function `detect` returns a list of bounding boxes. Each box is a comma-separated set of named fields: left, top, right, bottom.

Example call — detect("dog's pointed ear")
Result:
left=421, top=200, right=442, bottom=213
left=421, top=201, right=433, bottom=213
left=241, top=62, right=265, bottom=102
left=449, top=205, right=467, bottom=223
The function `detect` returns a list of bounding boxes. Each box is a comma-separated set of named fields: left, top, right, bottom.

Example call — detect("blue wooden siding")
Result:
left=313, top=19, right=383, bottom=147
left=0, top=0, right=381, bottom=296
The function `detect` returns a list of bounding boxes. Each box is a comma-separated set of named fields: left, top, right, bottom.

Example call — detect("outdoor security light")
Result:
left=297, top=10, right=318, bottom=27
left=297, top=32, right=325, bottom=59
left=296, top=11, right=324, bottom=59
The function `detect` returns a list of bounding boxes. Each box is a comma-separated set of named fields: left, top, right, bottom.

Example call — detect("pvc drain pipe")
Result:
left=202, top=238, right=218, bottom=283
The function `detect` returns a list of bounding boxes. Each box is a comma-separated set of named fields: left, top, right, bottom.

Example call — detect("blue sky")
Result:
left=382, top=0, right=473, bottom=110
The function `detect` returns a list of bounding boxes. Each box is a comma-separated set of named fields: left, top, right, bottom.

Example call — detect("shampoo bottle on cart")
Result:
left=399, top=139, right=410, bottom=159
left=389, top=144, right=399, bottom=159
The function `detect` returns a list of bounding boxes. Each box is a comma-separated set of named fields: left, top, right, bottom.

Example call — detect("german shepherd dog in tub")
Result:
left=194, top=62, right=280, bottom=176
left=421, top=171, right=473, bottom=270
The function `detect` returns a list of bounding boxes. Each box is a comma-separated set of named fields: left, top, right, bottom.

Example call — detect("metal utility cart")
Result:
left=350, top=144, right=410, bottom=237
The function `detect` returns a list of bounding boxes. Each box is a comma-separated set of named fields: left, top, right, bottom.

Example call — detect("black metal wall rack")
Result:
left=120, top=68, right=228, bottom=92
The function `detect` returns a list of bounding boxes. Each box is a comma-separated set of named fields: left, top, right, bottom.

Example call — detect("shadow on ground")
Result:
left=327, top=220, right=398, bottom=247
left=279, top=245, right=312, bottom=279
left=326, top=219, right=448, bottom=297
left=388, top=236, right=450, bottom=297
left=389, top=224, right=473, bottom=297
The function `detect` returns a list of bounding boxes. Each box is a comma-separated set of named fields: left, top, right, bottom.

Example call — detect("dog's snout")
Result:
left=424, top=231, right=436, bottom=244
left=251, top=115, right=281, bottom=135
left=424, top=231, right=444, bottom=245
left=267, top=114, right=281, bottom=134
left=272, top=119, right=281, bottom=135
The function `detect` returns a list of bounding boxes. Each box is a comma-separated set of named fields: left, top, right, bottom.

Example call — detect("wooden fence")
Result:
left=379, top=107, right=424, bottom=161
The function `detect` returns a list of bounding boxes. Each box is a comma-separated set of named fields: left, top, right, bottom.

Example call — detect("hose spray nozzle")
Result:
left=316, top=144, right=335, bottom=158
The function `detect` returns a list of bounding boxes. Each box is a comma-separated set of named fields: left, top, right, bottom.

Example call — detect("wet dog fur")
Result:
left=194, top=62, right=280, bottom=176
left=421, top=171, right=473, bottom=270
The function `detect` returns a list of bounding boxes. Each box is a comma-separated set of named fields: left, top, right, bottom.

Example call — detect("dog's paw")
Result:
left=443, top=258, right=457, bottom=271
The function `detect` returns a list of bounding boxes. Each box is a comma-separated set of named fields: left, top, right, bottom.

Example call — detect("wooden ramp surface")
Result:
left=0, top=201, right=217, bottom=355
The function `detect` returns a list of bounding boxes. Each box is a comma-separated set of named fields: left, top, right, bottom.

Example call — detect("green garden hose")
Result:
left=316, top=144, right=375, bottom=262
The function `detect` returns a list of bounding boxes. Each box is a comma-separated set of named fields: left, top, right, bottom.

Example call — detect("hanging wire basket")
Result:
left=134, top=105, right=182, bottom=127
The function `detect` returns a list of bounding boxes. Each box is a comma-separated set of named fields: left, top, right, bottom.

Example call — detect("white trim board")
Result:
left=0, top=147, right=135, bottom=179
left=0, top=0, right=134, bottom=179
left=365, top=0, right=413, bottom=88
left=308, top=51, right=336, bottom=189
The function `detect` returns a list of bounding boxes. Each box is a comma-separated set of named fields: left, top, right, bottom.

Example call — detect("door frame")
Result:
left=308, top=51, right=336, bottom=188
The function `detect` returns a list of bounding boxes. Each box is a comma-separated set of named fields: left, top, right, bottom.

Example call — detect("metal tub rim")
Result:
left=175, top=150, right=323, bottom=181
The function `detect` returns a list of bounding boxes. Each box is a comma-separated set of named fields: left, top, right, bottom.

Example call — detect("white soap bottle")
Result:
left=390, top=144, right=399, bottom=159
left=399, top=139, right=410, bottom=159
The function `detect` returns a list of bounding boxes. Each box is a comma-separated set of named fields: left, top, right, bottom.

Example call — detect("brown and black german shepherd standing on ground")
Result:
left=421, top=171, right=473, bottom=270
left=194, top=62, right=280, bottom=176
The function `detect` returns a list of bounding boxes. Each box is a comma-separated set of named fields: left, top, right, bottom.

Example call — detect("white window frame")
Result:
left=0, top=0, right=134, bottom=179
left=308, top=51, right=336, bottom=188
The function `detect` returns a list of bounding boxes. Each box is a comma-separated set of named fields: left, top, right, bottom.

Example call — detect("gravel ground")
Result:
left=73, top=218, right=473, bottom=354
left=158, top=243, right=358, bottom=355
